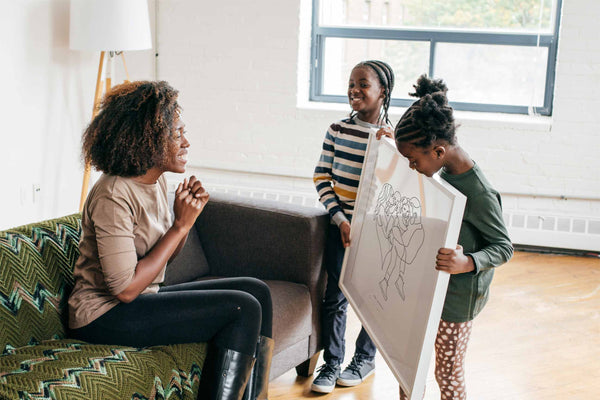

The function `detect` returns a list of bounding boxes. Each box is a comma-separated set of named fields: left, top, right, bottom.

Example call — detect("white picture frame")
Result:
left=339, top=135, right=466, bottom=399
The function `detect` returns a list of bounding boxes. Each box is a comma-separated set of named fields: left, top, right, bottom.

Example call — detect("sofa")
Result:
left=0, top=192, right=329, bottom=400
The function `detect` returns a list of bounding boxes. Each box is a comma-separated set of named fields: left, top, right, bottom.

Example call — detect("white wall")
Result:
left=2, top=0, right=599, bottom=250
left=156, top=0, right=600, bottom=250
left=0, top=0, right=155, bottom=230
left=0, top=0, right=85, bottom=229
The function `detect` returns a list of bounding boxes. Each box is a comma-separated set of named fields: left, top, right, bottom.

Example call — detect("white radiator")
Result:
left=503, top=211, right=600, bottom=253
left=207, top=184, right=322, bottom=209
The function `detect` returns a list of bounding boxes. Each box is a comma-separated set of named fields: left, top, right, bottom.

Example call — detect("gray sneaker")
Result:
left=336, top=356, right=375, bottom=386
left=311, top=363, right=341, bottom=393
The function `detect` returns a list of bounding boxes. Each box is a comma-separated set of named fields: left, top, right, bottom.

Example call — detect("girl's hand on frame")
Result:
left=435, top=245, right=475, bottom=274
left=340, top=221, right=351, bottom=248
left=376, top=127, right=394, bottom=140
left=173, top=177, right=209, bottom=232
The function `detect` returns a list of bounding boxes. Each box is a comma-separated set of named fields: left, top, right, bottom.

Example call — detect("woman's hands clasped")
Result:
left=173, top=176, right=209, bottom=232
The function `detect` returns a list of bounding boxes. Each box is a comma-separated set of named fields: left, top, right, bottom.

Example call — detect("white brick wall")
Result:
left=157, top=0, right=599, bottom=227
left=1, top=0, right=598, bottom=250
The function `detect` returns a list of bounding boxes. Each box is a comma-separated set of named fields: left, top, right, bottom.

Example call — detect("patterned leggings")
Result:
left=400, top=319, right=473, bottom=400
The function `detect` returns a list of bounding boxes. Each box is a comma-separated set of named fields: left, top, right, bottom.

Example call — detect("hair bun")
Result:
left=421, top=92, right=449, bottom=110
left=413, top=92, right=454, bottom=135
left=410, top=74, right=448, bottom=98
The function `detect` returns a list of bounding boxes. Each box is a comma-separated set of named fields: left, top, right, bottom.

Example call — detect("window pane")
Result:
left=434, top=43, right=548, bottom=106
left=322, top=37, right=430, bottom=99
left=320, top=0, right=556, bottom=32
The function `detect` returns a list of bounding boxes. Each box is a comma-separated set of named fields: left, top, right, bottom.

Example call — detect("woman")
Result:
left=68, top=81, right=273, bottom=400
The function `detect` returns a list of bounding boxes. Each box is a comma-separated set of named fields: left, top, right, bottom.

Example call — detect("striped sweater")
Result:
left=313, top=116, right=389, bottom=226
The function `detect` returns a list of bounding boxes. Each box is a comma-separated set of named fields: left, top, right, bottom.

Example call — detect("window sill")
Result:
left=297, top=99, right=552, bottom=132
left=451, top=109, right=552, bottom=132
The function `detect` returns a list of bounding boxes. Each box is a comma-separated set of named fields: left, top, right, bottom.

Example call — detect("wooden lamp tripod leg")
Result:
left=79, top=51, right=106, bottom=212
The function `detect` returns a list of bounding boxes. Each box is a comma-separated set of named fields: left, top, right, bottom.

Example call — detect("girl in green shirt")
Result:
left=394, top=75, right=513, bottom=400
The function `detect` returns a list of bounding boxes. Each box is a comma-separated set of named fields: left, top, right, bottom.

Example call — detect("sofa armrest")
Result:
left=195, top=192, right=329, bottom=287
left=194, top=192, right=330, bottom=362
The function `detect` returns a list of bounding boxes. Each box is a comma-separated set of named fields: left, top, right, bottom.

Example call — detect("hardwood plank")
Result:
left=269, top=251, right=600, bottom=399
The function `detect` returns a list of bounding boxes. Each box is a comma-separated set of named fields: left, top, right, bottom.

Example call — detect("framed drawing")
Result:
left=339, top=135, right=466, bottom=400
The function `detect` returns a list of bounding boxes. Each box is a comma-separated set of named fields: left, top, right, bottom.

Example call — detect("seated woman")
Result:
left=68, top=81, right=273, bottom=400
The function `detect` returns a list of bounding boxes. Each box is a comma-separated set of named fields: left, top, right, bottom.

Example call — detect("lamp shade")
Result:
left=70, top=0, right=152, bottom=51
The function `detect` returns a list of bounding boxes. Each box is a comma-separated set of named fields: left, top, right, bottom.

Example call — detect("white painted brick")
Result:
left=557, top=61, right=597, bottom=76
left=152, top=0, right=600, bottom=230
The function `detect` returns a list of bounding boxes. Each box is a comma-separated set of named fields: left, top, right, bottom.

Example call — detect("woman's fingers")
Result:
left=188, top=178, right=206, bottom=198
left=196, top=194, right=208, bottom=205
left=190, top=183, right=204, bottom=197
left=183, top=191, right=209, bottom=209
left=176, top=187, right=189, bottom=200
left=187, top=176, right=198, bottom=193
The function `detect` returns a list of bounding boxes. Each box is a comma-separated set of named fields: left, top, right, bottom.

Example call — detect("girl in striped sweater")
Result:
left=311, top=60, right=395, bottom=394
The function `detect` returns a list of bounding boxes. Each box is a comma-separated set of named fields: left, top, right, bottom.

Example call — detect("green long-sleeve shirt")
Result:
left=440, top=163, right=513, bottom=322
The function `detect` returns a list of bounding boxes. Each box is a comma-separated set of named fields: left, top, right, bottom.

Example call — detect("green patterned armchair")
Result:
left=0, top=214, right=206, bottom=400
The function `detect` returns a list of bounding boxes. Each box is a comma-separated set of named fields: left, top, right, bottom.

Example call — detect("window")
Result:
left=310, top=0, right=562, bottom=115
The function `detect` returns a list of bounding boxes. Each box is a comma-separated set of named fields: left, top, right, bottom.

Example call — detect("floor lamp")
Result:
left=70, top=0, right=152, bottom=211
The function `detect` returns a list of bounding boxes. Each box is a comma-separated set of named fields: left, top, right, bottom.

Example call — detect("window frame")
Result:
left=309, top=0, right=563, bottom=115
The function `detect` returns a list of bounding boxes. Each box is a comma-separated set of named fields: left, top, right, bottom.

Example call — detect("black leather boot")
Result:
left=199, top=345, right=255, bottom=400
left=242, top=336, right=274, bottom=400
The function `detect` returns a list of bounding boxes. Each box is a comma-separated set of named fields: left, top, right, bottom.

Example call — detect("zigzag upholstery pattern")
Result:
left=0, top=215, right=206, bottom=399
left=0, top=214, right=80, bottom=350
left=0, top=340, right=206, bottom=400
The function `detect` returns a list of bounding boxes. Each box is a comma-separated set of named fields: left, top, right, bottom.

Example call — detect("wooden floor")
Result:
left=269, top=251, right=600, bottom=399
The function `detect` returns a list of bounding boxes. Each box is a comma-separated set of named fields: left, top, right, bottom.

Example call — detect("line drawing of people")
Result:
left=374, top=183, right=394, bottom=265
left=374, top=184, right=425, bottom=301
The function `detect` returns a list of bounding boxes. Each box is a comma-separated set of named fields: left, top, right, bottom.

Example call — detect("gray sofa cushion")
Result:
left=163, top=225, right=210, bottom=285
left=195, top=277, right=312, bottom=356
left=265, top=280, right=312, bottom=354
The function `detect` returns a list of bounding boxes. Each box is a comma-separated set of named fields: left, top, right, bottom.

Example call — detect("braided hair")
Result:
left=394, top=74, right=456, bottom=148
left=82, top=81, right=180, bottom=177
left=350, top=60, right=395, bottom=126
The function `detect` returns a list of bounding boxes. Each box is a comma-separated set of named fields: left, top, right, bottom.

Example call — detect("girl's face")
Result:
left=348, top=66, right=385, bottom=124
left=163, top=116, right=189, bottom=174
left=397, top=141, right=444, bottom=178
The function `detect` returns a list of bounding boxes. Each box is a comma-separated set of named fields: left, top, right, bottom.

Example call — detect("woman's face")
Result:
left=163, top=116, right=189, bottom=174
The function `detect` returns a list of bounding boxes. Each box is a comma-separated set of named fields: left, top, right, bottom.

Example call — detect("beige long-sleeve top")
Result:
left=68, top=174, right=171, bottom=329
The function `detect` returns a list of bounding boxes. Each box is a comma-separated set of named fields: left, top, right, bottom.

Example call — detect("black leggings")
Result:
left=70, top=277, right=273, bottom=356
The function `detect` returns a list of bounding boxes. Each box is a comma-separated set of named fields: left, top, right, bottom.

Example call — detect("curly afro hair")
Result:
left=82, top=80, right=180, bottom=177
left=394, top=74, right=456, bottom=149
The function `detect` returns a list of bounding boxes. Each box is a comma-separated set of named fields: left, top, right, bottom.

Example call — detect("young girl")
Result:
left=394, top=75, right=513, bottom=400
left=312, top=60, right=395, bottom=393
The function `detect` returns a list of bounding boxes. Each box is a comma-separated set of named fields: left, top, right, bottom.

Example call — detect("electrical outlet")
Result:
left=32, top=184, right=41, bottom=204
